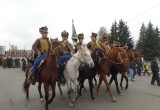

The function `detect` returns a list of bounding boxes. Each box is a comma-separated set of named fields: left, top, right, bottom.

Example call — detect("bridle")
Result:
left=73, top=49, right=93, bottom=65
left=50, top=44, right=63, bottom=55
left=94, top=49, right=107, bottom=64
left=117, top=51, right=128, bottom=63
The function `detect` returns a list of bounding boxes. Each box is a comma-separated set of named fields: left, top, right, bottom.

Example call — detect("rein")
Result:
left=117, top=51, right=128, bottom=63
left=94, top=50, right=107, bottom=64
left=104, top=48, right=128, bottom=65
left=51, top=45, right=62, bottom=55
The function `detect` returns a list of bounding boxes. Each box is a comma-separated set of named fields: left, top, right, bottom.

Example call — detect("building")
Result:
left=0, top=45, right=6, bottom=55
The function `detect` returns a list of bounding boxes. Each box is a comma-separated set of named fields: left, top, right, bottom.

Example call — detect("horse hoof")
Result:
left=79, top=94, right=82, bottom=97
left=60, top=95, right=65, bottom=100
left=25, top=98, right=29, bottom=101
left=83, top=89, right=87, bottom=92
left=118, top=93, right=122, bottom=96
left=92, top=98, right=96, bottom=102
left=111, top=96, right=117, bottom=102
left=40, top=98, right=44, bottom=102
left=68, top=102, right=74, bottom=108
left=97, top=93, right=101, bottom=96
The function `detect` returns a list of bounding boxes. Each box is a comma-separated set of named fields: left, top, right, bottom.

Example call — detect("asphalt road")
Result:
left=0, top=67, right=160, bottom=110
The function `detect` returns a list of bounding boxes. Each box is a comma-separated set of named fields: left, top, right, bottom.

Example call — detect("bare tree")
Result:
left=98, top=26, right=110, bottom=42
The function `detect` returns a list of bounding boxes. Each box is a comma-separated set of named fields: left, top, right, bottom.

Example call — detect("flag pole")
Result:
left=72, top=19, right=78, bottom=47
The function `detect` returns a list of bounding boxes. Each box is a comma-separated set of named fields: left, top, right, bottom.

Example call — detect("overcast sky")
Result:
left=0, top=0, right=160, bottom=50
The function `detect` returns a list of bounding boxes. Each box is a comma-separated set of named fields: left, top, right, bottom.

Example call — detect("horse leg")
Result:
left=67, top=80, right=74, bottom=108
left=93, top=76, right=97, bottom=87
left=109, top=75, right=114, bottom=85
left=88, top=78, right=96, bottom=101
left=48, top=81, right=56, bottom=104
left=124, top=75, right=129, bottom=90
left=113, top=74, right=121, bottom=95
left=57, top=82, right=65, bottom=99
left=38, top=82, right=44, bottom=102
left=96, top=75, right=103, bottom=96
left=72, top=80, right=79, bottom=103
left=120, top=75, right=124, bottom=89
left=79, top=78, right=85, bottom=96
left=43, top=83, right=49, bottom=110
left=101, top=73, right=117, bottom=102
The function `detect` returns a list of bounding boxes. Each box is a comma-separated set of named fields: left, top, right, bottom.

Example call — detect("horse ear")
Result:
left=82, top=44, right=86, bottom=48
left=55, top=38, right=59, bottom=41
left=50, top=38, right=53, bottom=42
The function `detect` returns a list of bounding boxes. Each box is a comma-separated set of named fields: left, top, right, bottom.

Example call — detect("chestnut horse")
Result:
left=108, top=47, right=129, bottom=94
left=120, top=49, right=142, bottom=87
left=23, top=39, right=63, bottom=110
left=97, top=44, right=129, bottom=95
left=96, top=45, right=127, bottom=100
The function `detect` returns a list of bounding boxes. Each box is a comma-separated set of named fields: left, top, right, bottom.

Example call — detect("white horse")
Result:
left=63, top=44, right=94, bottom=107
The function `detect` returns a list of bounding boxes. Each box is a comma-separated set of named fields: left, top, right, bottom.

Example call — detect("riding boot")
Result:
left=58, top=74, right=62, bottom=84
left=28, top=69, right=36, bottom=85
left=61, top=63, right=66, bottom=84
left=61, top=73, right=66, bottom=84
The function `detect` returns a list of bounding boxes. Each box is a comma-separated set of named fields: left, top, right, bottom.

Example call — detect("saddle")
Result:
left=35, top=58, right=47, bottom=82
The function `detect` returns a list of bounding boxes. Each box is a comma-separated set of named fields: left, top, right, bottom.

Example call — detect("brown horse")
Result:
left=108, top=47, right=129, bottom=94
left=97, top=44, right=129, bottom=95
left=96, top=44, right=126, bottom=99
left=119, top=49, right=142, bottom=86
left=23, top=39, right=63, bottom=110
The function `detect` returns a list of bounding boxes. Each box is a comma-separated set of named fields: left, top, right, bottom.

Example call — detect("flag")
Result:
left=72, top=19, right=78, bottom=46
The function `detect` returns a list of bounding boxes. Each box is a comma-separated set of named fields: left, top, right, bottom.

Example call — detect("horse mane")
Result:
left=117, top=47, right=126, bottom=52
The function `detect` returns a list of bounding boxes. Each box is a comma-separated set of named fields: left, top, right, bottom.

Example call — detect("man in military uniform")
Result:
left=112, top=37, right=120, bottom=50
left=29, top=26, right=51, bottom=85
left=122, top=43, right=129, bottom=51
left=101, top=36, right=112, bottom=53
left=87, top=32, right=102, bottom=51
left=58, top=30, right=74, bottom=83
left=75, top=33, right=84, bottom=53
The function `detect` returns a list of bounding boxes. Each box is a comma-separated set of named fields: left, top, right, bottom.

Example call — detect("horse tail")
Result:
left=23, top=79, right=30, bottom=94
left=23, top=62, right=31, bottom=94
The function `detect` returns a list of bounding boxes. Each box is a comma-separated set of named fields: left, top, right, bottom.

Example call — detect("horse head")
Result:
left=133, top=51, right=142, bottom=64
left=78, top=44, right=94, bottom=68
left=92, top=48, right=107, bottom=65
left=50, top=39, right=63, bottom=56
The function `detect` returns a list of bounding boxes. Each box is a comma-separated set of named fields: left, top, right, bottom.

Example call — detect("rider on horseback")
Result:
left=75, top=33, right=84, bottom=53
left=58, top=30, right=74, bottom=83
left=122, top=43, right=129, bottom=51
left=29, top=26, right=51, bottom=85
left=112, top=37, right=120, bottom=50
left=87, top=32, right=102, bottom=51
left=101, top=36, right=112, bottom=53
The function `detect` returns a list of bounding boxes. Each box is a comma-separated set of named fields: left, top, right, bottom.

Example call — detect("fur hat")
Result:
left=103, top=36, right=108, bottom=41
left=114, top=37, right=120, bottom=44
left=78, top=33, right=84, bottom=39
left=61, top=30, right=69, bottom=37
left=91, top=32, right=97, bottom=38
left=39, top=26, right=48, bottom=34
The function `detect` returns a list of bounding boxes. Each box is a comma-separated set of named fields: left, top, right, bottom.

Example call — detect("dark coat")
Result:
left=151, top=60, right=159, bottom=73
